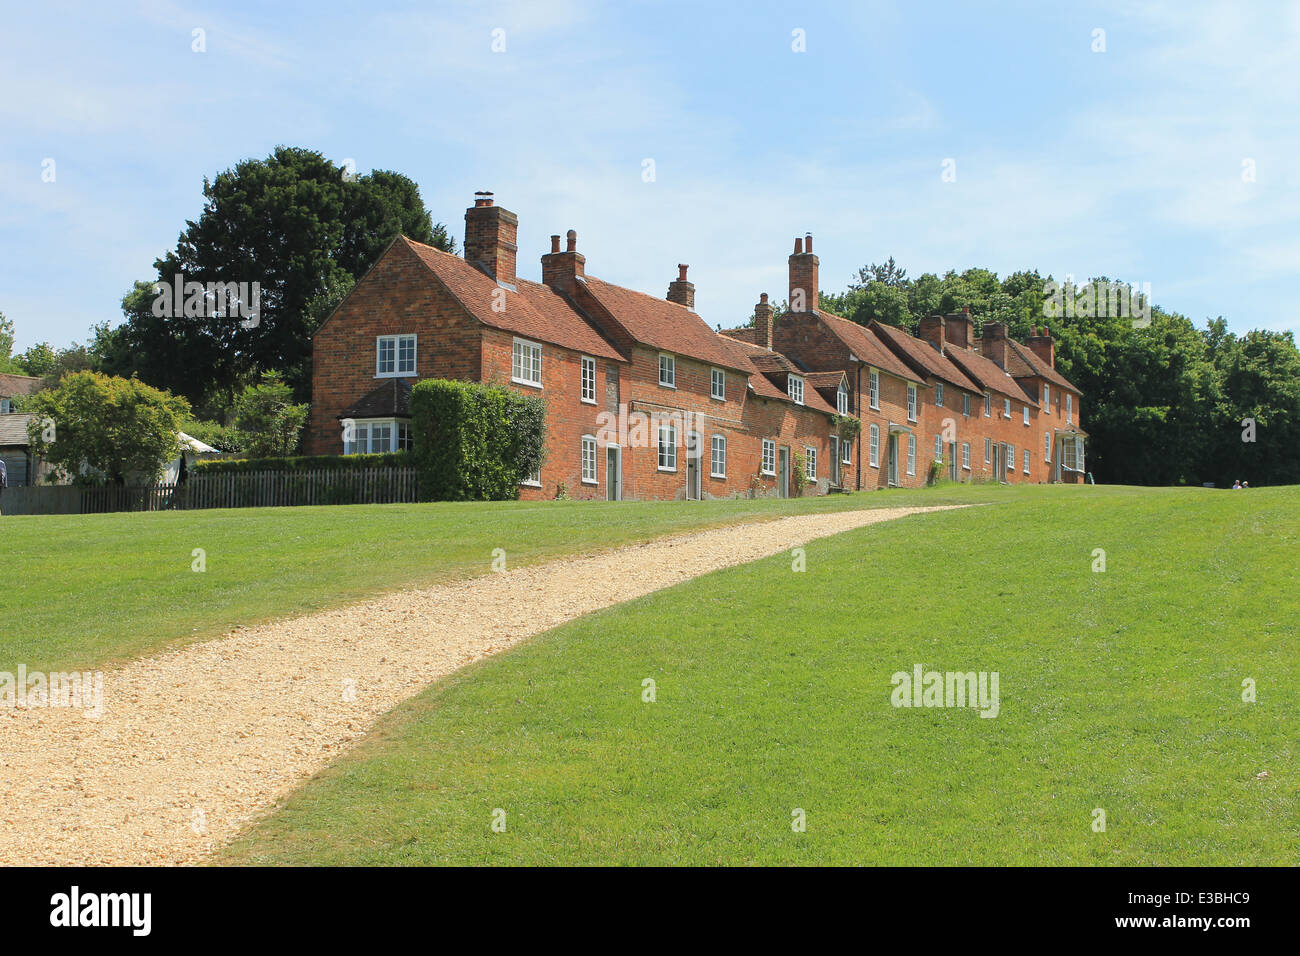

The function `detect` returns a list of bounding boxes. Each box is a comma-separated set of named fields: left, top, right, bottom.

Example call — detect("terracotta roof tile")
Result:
left=581, top=276, right=751, bottom=372
left=403, top=238, right=625, bottom=361
left=943, top=346, right=1032, bottom=404
left=1005, top=339, right=1080, bottom=393
left=810, top=311, right=923, bottom=384
left=722, top=337, right=837, bottom=415
left=870, top=321, right=983, bottom=394
left=0, top=374, right=42, bottom=399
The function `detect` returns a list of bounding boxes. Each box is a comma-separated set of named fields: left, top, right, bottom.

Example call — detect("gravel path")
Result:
left=0, top=504, right=962, bottom=865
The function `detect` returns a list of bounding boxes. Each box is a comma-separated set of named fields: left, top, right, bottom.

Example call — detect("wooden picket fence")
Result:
left=4, top=467, right=421, bottom=516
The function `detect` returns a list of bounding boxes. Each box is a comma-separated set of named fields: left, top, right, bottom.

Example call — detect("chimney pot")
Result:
left=754, top=292, right=775, bottom=351
left=666, top=263, right=696, bottom=309
left=566, top=230, right=577, bottom=252
left=464, top=192, right=517, bottom=284
left=550, top=234, right=560, bottom=254
left=794, top=237, right=804, bottom=255
left=760, top=292, right=769, bottom=304
left=805, top=233, right=813, bottom=253
left=678, top=264, right=689, bottom=281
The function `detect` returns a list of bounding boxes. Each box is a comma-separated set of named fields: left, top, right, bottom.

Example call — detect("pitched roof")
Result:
left=869, top=321, right=983, bottom=394
left=581, top=276, right=751, bottom=373
left=0, top=373, right=41, bottom=399
left=0, top=414, right=34, bottom=446
left=810, top=311, right=923, bottom=384
left=943, top=346, right=1033, bottom=404
left=805, top=370, right=848, bottom=390
left=722, top=337, right=837, bottom=415
left=338, top=378, right=413, bottom=419
left=1004, top=339, right=1080, bottom=393
left=402, top=238, right=624, bottom=361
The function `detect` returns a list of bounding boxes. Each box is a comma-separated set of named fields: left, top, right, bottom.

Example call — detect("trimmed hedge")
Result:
left=410, top=379, right=546, bottom=501
left=193, top=451, right=411, bottom=475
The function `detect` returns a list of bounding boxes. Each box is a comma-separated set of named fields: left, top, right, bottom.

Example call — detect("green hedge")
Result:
left=193, top=451, right=412, bottom=475
left=410, top=379, right=546, bottom=501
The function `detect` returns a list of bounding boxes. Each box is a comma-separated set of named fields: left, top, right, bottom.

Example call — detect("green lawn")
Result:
left=221, top=484, right=1300, bottom=865
left=4, top=486, right=987, bottom=674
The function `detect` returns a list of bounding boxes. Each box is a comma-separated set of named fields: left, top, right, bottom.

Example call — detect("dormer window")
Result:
left=788, top=375, right=804, bottom=405
left=837, top=384, right=848, bottom=415
left=935, top=382, right=944, bottom=406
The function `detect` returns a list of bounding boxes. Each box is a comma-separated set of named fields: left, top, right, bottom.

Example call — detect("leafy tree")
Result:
left=230, top=371, right=309, bottom=458
left=110, top=147, right=451, bottom=411
left=25, top=372, right=189, bottom=485
left=16, top=342, right=57, bottom=377
left=0, top=312, right=21, bottom=374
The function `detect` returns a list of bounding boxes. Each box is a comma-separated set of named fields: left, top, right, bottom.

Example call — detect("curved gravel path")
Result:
left=0, top=504, right=963, bottom=865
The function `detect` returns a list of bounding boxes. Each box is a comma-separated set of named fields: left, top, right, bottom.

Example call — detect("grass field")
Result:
left=4, top=486, right=983, bottom=673
left=220, top=484, right=1300, bottom=865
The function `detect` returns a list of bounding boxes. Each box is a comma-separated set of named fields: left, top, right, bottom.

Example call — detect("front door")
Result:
left=778, top=446, right=790, bottom=498
left=686, top=432, right=702, bottom=500
left=887, top=434, right=899, bottom=486
left=830, top=436, right=841, bottom=486
left=606, top=445, right=621, bottom=500
left=949, top=442, right=959, bottom=481
left=992, top=442, right=1001, bottom=482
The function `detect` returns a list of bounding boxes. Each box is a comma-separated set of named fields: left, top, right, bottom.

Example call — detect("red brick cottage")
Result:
left=308, top=193, right=1087, bottom=499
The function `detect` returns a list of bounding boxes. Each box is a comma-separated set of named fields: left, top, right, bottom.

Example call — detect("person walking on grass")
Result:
left=1232, top=479, right=1242, bottom=490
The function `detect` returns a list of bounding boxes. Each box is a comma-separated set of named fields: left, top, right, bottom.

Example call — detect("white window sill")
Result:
left=760, top=469, right=776, bottom=477
left=375, top=370, right=415, bottom=379
left=711, top=395, right=725, bottom=402
left=520, top=480, right=542, bottom=488
left=710, top=472, right=725, bottom=479
left=659, top=382, right=676, bottom=390
left=581, top=478, right=598, bottom=486
left=963, top=465, right=971, bottom=471
left=581, top=397, right=597, bottom=406
left=658, top=466, right=677, bottom=473
left=512, top=378, right=543, bottom=389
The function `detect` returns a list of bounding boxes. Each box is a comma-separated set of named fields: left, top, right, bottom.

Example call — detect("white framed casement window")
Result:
left=1066, top=393, right=1074, bottom=423
left=935, top=382, right=944, bottom=406
left=906, top=434, right=916, bottom=476
left=0, top=398, right=12, bottom=414
left=1007, top=444, right=1015, bottom=472
left=711, top=434, right=726, bottom=477
left=1043, top=383, right=1051, bottom=407
left=1023, top=405, right=1030, bottom=426
left=869, top=424, right=880, bottom=467
left=837, top=384, right=849, bottom=415
left=761, top=438, right=776, bottom=475
left=962, top=442, right=971, bottom=470
left=581, top=435, right=598, bottom=484
left=841, top=439, right=852, bottom=465
left=521, top=463, right=542, bottom=487
left=804, top=445, right=817, bottom=479
left=512, top=338, right=542, bottom=387
left=1044, top=432, right=1052, bottom=462
left=343, top=418, right=412, bottom=454
left=710, top=368, right=726, bottom=401
left=658, top=424, right=678, bottom=471
left=984, top=392, right=991, bottom=417
left=934, top=434, right=943, bottom=460
left=985, top=437, right=992, bottom=463
left=869, top=370, right=880, bottom=410
left=906, top=383, right=918, bottom=422
left=788, top=375, right=805, bottom=405
left=376, top=334, right=416, bottom=378
left=1003, top=397, right=1011, bottom=419
left=581, top=356, right=597, bottom=404
left=1023, top=449, right=1030, bottom=474
left=658, top=353, right=676, bottom=388
left=963, top=393, right=970, bottom=417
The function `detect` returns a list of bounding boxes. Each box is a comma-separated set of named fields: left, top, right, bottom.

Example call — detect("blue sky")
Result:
left=3, top=0, right=1297, bottom=352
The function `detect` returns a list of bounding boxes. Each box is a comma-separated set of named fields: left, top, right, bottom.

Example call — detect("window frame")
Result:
left=342, top=417, right=411, bottom=455
left=376, top=333, right=417, bottom=379
left=1023, top=405, right=1030, bottom=426
left=841, top=438, right=852, bottom=466
left=906, top=383, right=918, bottom=422
left=1003, top=397, right=1011, bottom=419
left=710, top=367, right=726, bottom=401
left=580, top=356, right=597, bottom=404
left=1066, top=393, right=1074, bottom=423
left=788, top=375, right=805, bottom=405
left=761, top=438, right=776, bottom=476
left=963, top=393, right=971, bottom=417
left=581, top=434, right=598, bottom=484
left=658, top=353, right=676, bottom=389
left=906, top=434, right=916, bottom=477
left=935, top=381, right=944, bottom=407
left=710, top=434, right=727, bottom=478
left=657, top=424, right=678, bottom=471
left=984, top=392, right=991, bottom=417
left=869, top=424, right=880, bottom=468
left=962, top=442, right=971, bottom=470
left=804, top=445, right=817, bottom=480
left=1045, top=432, right=1052, bottom=462
left=837, top=384, right=849, bottom=415
left=868, top=370, right=880, bottom=410
left=511, top=337, right=543, bottom=388
left=985, top=437, right=991, bottom=463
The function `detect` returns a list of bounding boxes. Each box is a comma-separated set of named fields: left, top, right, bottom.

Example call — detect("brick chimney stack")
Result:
left=754, top=293, right=774, bottom=351
left=464, top=191, right=518, bottom=287
left=980, top=321, right=1009, bottom=369
left=788, top=233, right=819, bottom=314
left=918, top=315, right=946, bottom=353
left=541, top=228, right=585, bottom=296
left=945, top=307, right=972, bottom=350
left=1026, top=326, right=1055, bottom=368
left=666, top=263, right=695, bottom=310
